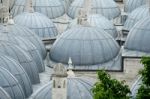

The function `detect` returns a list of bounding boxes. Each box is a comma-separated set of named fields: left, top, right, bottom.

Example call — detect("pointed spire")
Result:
left=67, top=57, right=75, bottom=77
left=25, top=0, right=34, bottom=13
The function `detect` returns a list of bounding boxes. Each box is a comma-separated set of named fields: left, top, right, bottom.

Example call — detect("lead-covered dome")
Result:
left=0, top=42, right=40, bottom=84
left=0, top=87, right=11, bottom=99
left=124, top=5, right=149, bottom=31
left=124, top=17, right=150, bottom=55
left=0, top=21, right=46, bottom=59
left=11, top=0, right=65, bottom=19
left=68, top=14, right=118, bottom=38
left=0, top=27, right=45, bottom=72
left=124, top=0, right=146, bottom=13
left=67, top=0, right=121, bottom=19
left=14, top=12, right=58, bottom=40
left=50, top=26, right=121, bottom=70
left=30, top=77, right=94, bottom=99
left=0, top=67, right=25, bottom=99
left=0, top=55, right=33, bottom=98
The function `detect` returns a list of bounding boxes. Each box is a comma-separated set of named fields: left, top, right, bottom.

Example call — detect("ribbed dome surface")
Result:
left=31, top=77, right=94, bottom=99
left=124, top=5, right=149, bottom=31
left=68, top=14, right=118, bottom=38
left=0, top=23, right=46, bottom=59
left=0, top=42, right=40, bottom=84
left=124, top=17, right=150, bottom=53
left=67, top=0, right=120, bottom=19
left=0, top=87, right=11, bottom=99
left=11, top=0, right=65, bottom=19
left=124, top=0, right=146, bottom=13
left=0, top=67, right=25, bottom=99
left=0, top=55, right=33, bottom=97
left=14, top=12, right=58, bottom=39
left=50, top=27, right=121, bottom=70
left=0, top=28, right=45, bottom=72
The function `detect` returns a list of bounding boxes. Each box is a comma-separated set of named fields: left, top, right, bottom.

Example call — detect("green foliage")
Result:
left=136, top=56, right=150, bottom=99
left=92, top=70, right=130, bottom=99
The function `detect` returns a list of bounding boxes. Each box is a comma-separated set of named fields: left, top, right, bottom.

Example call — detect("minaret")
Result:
left=0, top=0, right=9, bottom=23
left=52, top=63, right=68, bottom=99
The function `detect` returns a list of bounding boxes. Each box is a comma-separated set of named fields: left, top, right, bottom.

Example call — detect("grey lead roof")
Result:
left=11, top=0, right=65, bottom=19
left=14, top=12, right=58, bottom=40
left=0, top=42, right=40, bottom=84
left=0, top=87, right=11, bottom=99
left=124, top=17, right=150, bottom=54
left=67, top=14, right=118, bottom=38
left=0, top=23, right=46, bottom=59
left=50, top=26, right=121, bottom=71
left=67, top=0, right=121, bottom=19
left=0, top=28, right=45, bottom=72
left=30, top=77, right=94, bottom=99
left=124, top=0, right=146, bottom=13
left=0, top=67, right=25, bottom=99
left=0, top=55, right=33, bottom=98
left=124, top=5, right=150, bottom=31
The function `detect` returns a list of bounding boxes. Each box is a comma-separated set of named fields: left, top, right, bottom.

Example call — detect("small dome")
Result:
left=0, top=55, right=33, bottom=97
left=50, top=27, right=121, bottom=70
left=67, top=0, right=120, bottom=19
left=124, top=5, right=149, bottom=31
left=11, top=0, right=65, bottom=19
left=124, top=17, right=150, bottom=53
left=30, top=77, right=94, bottom=99
left=0, top=22, right=46, bottom=59
left=0, top=27, right=45, bottom=72
left=0, top=42, right=40, bottom=84
left=0, top=87, right=11, bottom=99
left=124, top=0, right=146, bottom=13
left=0, top=67, right=25, bottom=99
left=68, top=14, right=118, bottom=38
left=14, top=12, right=58, bottom=40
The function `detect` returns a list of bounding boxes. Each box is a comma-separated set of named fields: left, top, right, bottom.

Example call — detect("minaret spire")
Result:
left=25, top=0, right=34, bottom=13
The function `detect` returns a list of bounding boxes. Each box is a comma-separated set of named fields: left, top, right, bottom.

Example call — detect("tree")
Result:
left=136, top=56, right=150, bottom=99
left=92, top=70, right=130, bottom=99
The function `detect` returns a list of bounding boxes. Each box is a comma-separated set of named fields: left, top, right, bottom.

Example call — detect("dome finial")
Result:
left=26, top=0, right=34, bottom=13
left=67, top=57, right=75, bottom=77
left=7, top=14, right=14, bottom=25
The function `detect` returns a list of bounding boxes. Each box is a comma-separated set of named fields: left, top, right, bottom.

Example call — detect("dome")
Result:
left=124, top=17, right=150, bottom=54
left=124, top=0, right=146, bottom=13
left=11, top=0, right=65, bottom=19
left=50, top=27, right=121, bottom=70
left=0, top=87, right=11, bottom=99
left=130, top=77, right=142, bottom=99
left=30, top=77, right=94, bottom=99
left=14, top=12, right=58, bottom=40
left=0, top=42, right=40, bottom=84
left=124, top=5, right=149, bottom=31
left=67, top=0, right=121, bottom=19
left=68, top=14, right=118, bottom=38
left=0, top=67, right=25, bottom=99
left=0, top=55, right=32, bottom=97
left=0, top=27, right=45, bottom=72
left=0, top=21, right=46, bottom=59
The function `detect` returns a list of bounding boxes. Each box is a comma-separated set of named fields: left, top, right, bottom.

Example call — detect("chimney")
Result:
left=25, top=0, right=34, bottom=13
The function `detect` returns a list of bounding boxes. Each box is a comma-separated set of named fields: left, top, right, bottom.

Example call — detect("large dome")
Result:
left=0, top=87, right=11, bottom=99
left=124, top=0, right=146, bottom=13
left=14, top=12, right=58, bottom=40
left=0, top=27, right=45, bottom=72
left=67, top=0, right=121, bottom=19
left=0, top=67, right=25, bottom=99
left=50, top=27, right=121, bottom=70
left=124, top=17, right=150, bottom=53
left=0, top=55, right=33, bottom=98
left=0, top=42, right=40, bottom=84
left=11, top=0, right=65, bottom=19
left=68, top=14, right=118, bottom=38
left=124, top=5, right=149, bottom=31
left=30, top=77, right=94, bottom=99
left=0, top=21, right=46, bottom=59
